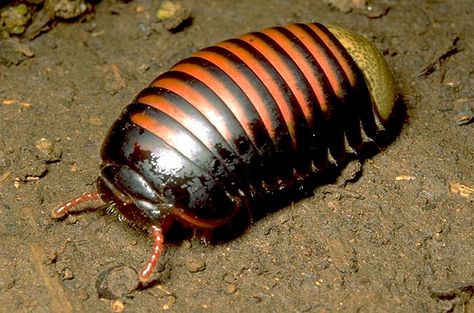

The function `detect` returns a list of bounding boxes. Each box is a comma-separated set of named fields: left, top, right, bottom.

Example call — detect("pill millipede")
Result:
left=52, top=22, right=399, bottom=282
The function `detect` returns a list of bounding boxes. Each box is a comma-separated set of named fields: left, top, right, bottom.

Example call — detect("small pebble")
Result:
left=162, top=295, right=176, bottom=310
left=227, top=283, right=237, bottom=294
left=111, top=300, right=125, bottom=313
left=35, top=137, right=62, bottom=163
left=181, top=240, right=192, bottom=249
left=77, top=287, right=89, bottom=300
left=47, top=251, right=58, bottom=264
left=0, top=4, right=32, bottom=36
left=96, top=265, right=139, bottom=299
left=455, top=105, right=474, bottom=126
left=62, top=267, right=74, bottom=280
left=45, top=0, right=88, bottom=20
left=156, top=1, right=191, bottom=31
left=65, top=215, right=78, bottom=225
left=185, top=256, right=206, bottom=273
left=336, top=160, right=362, bottom=186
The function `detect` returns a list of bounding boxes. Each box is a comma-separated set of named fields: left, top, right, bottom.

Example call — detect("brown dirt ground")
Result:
left=1, top=0, right=473, bottom=312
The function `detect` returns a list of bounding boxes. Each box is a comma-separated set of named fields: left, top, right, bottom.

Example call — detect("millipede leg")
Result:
left=138, top=225, right=164, bottom=283
left=51, top=191, right=102, bottom=218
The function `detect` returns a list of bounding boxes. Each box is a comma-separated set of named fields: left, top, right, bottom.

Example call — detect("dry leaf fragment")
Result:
left=449, top=181, right=474, bottom=200
left=395, top=175, right=416, bottom=181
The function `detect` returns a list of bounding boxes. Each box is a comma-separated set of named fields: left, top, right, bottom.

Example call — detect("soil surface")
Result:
left=1, top=0, right=473, bottom=312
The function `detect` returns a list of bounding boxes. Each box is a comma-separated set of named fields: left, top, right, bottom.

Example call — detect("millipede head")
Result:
left=51, top=165, right=175, bottom=283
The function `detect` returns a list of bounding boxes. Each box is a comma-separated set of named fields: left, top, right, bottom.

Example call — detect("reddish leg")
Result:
left=51, top=191, right=102, bottom=218
left=138, top=225, right=164, bottom=283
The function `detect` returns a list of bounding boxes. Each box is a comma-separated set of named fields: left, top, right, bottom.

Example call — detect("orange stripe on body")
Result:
left=307, top=24, right=357, bottom=89
left=130, top=111, right=211, bottom=165
left=130, top=111, right=180, bottom=150
left=137, top=93, right=218, bottom=155
left=151, top=77, right=236, bottom=152
left=260, top=27, right=328, bottom=121
left=239, top=33, right=313, bottom=127
left=217, top=40, right=298, bottom=148
left=170, top=62, right=260, bottom=147
left=283, top=24, right=342, bottom=109
left=192, top=50, right=279, bottom=144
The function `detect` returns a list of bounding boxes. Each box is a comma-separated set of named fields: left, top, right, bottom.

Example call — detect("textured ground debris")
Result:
left=0, top=0, right=473, bottom=312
